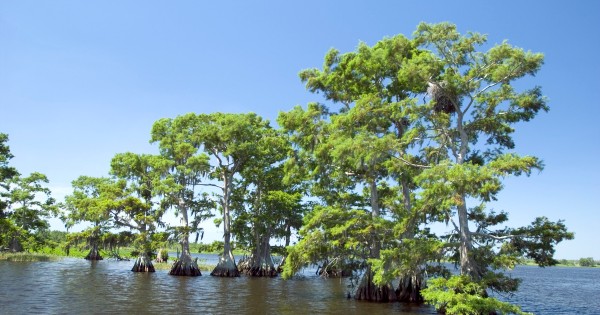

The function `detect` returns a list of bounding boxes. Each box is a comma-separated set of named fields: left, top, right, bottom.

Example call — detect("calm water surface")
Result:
left=0, top=256, right=598, bottom=314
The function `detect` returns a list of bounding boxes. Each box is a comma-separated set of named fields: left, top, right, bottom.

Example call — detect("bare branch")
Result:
left=197, top=183, right=223, bottom=190
left=391, top=155, right=431, bottom=169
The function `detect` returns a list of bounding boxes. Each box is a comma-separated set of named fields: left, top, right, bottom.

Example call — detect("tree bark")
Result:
left=395, top=180, right=425, bottom=303
left=9, top=234, right=23, bottom=252
left=354, top=267, right=397, bottom=302
left=84, top=243, right=103, bottom=260
left=132, top=252, right=155, bottom=272
left=239, top=235, right=277, bottom=277
left=155, top=248, right=168, bottom=263
left=169, top=250, right=201, bottom=276
left=169, top=199, right=201, bottom=276
left=354, top=178, right=396, bottom=301
left=211, top=172, right=240, bottom=277
left=396, top=274, right=424, bottom=303
left=455, top=109, right=478, bottom=279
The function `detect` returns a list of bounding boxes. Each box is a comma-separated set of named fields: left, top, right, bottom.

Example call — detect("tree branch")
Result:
left=391, top=155, right=431, bottom=169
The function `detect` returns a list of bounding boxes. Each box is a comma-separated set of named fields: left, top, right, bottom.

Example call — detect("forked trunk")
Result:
left=132, top=253, right=155, bottom=272
left=354, top=267, right=397, bottom=302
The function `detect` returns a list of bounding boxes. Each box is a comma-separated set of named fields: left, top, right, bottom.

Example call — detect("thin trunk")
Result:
left=455, top=110, right=478, bottom=279
left=355, top=178, right=396, bottom=302
left=155, top=248, right=169, bottom=263
left=277, top=222, right=292, bottom=272
left=132, top=226, right=155, bottom=272
left=169, top=200, right=201, bottom=276
left=370, top=178, right=380, bottom=258
left=458, top=198, right=477, bottom=278
left=396, top=180, right=424, bottom=303
left=211, top=172, right=240, bottom=277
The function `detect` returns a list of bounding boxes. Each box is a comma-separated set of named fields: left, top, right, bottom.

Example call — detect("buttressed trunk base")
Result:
left=169, top=252, right=201, bottom=276
left=132, top=254, right=155, bottom=272
left=84, top=246, right=103, bottom=260
left=396, top=274, right=424, bottom=303
left=210, top=253, right=240, bottom=277
left=354, top=269, right=397, bottom=302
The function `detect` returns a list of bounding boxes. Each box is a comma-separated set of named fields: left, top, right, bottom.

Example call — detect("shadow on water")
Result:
left=1, top=257, right=597, bottom=314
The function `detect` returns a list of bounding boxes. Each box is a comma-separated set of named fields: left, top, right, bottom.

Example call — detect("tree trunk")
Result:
left=132, top=252, right=155, bottom=272
left=239, top=235, right=277, bottom=277
left=354, top=267, right=397, bottom=302
left=9, top=234, right=23, bottom=252
left=84, top=243, right=103, bottom=260
left=396, top=273, right=424, bottom=303
left=396, top=180, right=424, bottom=303
left=169, top=249, right=201, bottom=276
left=211, top=173, right=240, bottom=277
left=458, top=199, right=478, bottom=279
left=169, top=200, right=201, bottom=276
left=155, top=248, right=169, bottom=263
left=211, top=250, right=239, bottom=277
left=277, top=221, right=292, bottom=272
left=455, top=109, right=479, bottom=280
left=353, top=178, right=395, bottom=301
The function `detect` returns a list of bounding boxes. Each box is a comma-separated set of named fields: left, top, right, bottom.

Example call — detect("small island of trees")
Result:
left=0, top=23, right=578, bottom=314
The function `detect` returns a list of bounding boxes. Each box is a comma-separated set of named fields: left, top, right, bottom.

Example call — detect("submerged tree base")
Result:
left=169, top=259, right=201, bottom=276
left=396, top=275, right=424, bottom=303
left=84, top=248, right=103, bottom=261
left=238, top=255, right=278, bottom=277
left=131, top=256, right=155, bottom=272
left=354, top=271, right=397, bottom=302
left=211, top=256, right=240, bottom=277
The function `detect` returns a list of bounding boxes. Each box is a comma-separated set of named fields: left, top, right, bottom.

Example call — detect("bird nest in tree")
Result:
left=427, top=82, right=457, bottom=114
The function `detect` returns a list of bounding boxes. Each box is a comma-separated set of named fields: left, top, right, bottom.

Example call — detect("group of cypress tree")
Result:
left=1, top=23, right=573, bottom=314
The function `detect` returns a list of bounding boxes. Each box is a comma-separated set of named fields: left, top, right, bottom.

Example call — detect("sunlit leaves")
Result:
left=421, top=275, right=532, bottom=315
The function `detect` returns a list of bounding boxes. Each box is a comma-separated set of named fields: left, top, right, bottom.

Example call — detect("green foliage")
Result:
left=421, top=276, right=532, bottom=315
left=196, top=240, right=225, bottom=253
left=279, top=22, right=572, bottom=312
left=0, top=252, right=59, bottom=262
left=578, top=257, right=596, bottom=267
left=0, top=134, right=58, bottom=252
left=509, top=217, right=574, bottom=267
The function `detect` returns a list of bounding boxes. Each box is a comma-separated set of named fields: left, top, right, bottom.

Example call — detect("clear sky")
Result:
left=1, top=1, right=599, bottom=260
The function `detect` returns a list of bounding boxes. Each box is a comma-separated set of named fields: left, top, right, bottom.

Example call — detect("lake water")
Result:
left=0, top=255, right=598, bottom=314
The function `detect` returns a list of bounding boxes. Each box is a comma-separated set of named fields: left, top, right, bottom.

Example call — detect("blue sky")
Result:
left=1, top=1, right=598, bottom=260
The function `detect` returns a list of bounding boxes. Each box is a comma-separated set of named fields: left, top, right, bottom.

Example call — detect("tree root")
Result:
left=84, top=248, right=103, bottom=260
left=131, top=256, right=156, bottom=272
left=396, top=274, right=424, bottom=303
left=354, top=271, right=397, bottom=302
left=169, top=259, right=201, bottom=276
